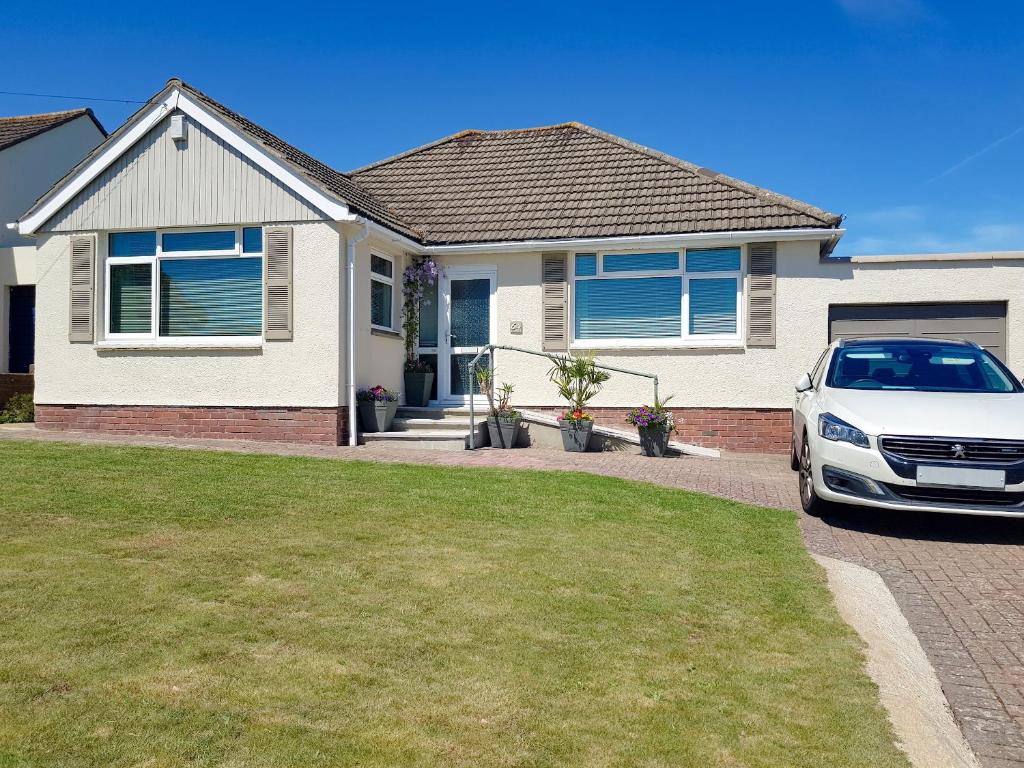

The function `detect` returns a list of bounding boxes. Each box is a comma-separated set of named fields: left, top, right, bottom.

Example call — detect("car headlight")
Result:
left=818, top=413, right=870, bottom=448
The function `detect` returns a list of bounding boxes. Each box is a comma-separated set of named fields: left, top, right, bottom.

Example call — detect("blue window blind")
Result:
left=242, top=227, right=262, bottom=253
left=686, top=248, right=741, bottom=273
left=603, top=251, right=679, bottom=273
left=575, top=277, right=681, bottom=339
left=418, top=279, right=439, bottom=347
left=575, top=253, right=597, bottom=276
left=109, top=231, right=156, bottom=257
left=371, top=255, right=393, bottom=278
left=162, top=230, right=236, bottom=253
left=689, top=278, right=738, bottom=335
left=158, top=257, right=262, bottom=336
left=109, top=263, right=152, bottom=333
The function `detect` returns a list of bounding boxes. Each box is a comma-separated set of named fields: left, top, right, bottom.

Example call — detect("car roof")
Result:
left=834, top=337, right=980, bottom=349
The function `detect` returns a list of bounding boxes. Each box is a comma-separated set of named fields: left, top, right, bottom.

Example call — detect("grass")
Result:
left=0, top=440, right=907, bottom=767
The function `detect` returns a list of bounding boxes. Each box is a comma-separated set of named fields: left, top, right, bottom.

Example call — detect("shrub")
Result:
left=0, top=393, right=34, bottom=424
left=626, top=395, right=677, bottom=433
left=356, top=386, right=399, bottom=403
left=547, top=355, right=610, bottom=424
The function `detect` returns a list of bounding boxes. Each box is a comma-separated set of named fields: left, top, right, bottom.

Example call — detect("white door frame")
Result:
left=438, top=265, right=497, bottom=404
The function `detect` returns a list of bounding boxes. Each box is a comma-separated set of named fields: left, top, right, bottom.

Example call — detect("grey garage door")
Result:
left=828, top=302, right=1007, bottom=362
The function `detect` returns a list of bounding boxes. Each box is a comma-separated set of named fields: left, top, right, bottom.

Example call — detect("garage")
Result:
left=828, top=302, right=1007, bottom=362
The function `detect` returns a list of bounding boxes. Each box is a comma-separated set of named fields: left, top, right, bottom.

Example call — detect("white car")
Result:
left=792, top=338, right=1024, bottom=518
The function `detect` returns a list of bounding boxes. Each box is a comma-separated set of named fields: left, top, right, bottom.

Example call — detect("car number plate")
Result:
left=916, top=465, right=1005, bottom=489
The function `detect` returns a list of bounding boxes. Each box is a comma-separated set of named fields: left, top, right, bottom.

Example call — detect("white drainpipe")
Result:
left=346, top=222, right=370, bottom=446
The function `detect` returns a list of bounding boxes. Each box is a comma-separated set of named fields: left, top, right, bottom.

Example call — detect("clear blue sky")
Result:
left=3, top=0, right=1022, bottom=256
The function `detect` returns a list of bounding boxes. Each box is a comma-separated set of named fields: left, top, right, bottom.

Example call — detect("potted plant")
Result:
left=401, top=257, right=441, bottom=407
left=547, top=355, right=610, bottom=452
left=626, top=396, right=677, bottom=458
left=403, top=357, right=434, bottom=408
left=356, top=385, right=399, bottom=432
left=476, top=366, right=521, bottom=449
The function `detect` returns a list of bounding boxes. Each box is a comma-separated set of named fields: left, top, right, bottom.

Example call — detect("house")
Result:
left=13, top=79, right=1024, bottom=451
left=0, top=108, right=106, bottom=405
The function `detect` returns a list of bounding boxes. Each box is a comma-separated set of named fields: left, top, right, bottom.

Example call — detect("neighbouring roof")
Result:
left=351, top=123, right=842, bottom=245
left=0, top=108, right=106, bottom=152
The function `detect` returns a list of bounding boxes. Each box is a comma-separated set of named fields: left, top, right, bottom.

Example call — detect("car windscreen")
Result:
left=826, top=342, right=1021, bottom=393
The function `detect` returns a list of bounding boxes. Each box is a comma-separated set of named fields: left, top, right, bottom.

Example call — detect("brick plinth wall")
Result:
left=524, top=406, right=792, bottom=453
left=35, top=405, right=348, bottom=445
left=0, top=374, right=33, bottom=405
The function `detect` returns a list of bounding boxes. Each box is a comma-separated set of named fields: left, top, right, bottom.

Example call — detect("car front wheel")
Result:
left=798, top=436, right=832, bottom=517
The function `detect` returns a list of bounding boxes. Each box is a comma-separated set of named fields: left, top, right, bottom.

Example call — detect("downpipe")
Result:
left=346, top=222, right=370, bottom=446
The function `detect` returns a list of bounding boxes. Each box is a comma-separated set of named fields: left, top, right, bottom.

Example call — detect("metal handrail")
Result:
left=466, top=344, right=659, bottom=449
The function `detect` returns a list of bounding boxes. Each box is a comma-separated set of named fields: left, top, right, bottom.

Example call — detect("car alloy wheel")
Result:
left=798, top=437, right=831, bottom=517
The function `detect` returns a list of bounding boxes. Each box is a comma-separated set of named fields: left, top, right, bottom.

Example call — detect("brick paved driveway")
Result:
left=3, top=425, right=1022, bottom=766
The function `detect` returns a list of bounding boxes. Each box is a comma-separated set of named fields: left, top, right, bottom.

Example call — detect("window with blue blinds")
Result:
left=575, top=254, right=597, bottom=276
left=575, top=277, right=681, bottom=339
left=109, top=231, right=156, bottom=257
left=686, top=248, right=741, bottom=273
left=242, top=227, right=262, bottom=253
left=162, top=230, right=236, bottom=253
left=689, top=278, right=738, bottom=335
left=109, top=263, right=152, bottom=333
left=158, top=257, right=262, bottom=336
left=604, top=251, right=679, bottom=273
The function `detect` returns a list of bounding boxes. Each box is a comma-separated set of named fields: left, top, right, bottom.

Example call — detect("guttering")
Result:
left=419, top=227, right=845, bottom=255
left=345, top=222, right=370, bottom=446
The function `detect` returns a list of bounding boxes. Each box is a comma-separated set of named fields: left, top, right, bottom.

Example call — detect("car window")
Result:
left=826, top=342, right=1021, bottom=393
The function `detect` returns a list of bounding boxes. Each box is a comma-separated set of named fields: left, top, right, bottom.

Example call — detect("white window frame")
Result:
left=103, top=226, right=264, bottom=345
left=370, top=252, right=396, bottom=331
left=569, top=247, right=745, bottom=349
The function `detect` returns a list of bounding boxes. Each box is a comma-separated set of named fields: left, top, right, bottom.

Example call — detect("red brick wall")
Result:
left=35, top=405, right=348, bottom=445
left=0, top=374, right=33, bottom=406
left=524, top=406, right=793, bottom=453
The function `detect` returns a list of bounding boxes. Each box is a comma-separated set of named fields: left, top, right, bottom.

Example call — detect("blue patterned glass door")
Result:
left=445, top=276, right=492, bottom=398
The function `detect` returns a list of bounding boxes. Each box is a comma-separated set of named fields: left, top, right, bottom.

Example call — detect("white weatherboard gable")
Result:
left=19, top=87, right=354, bottom=235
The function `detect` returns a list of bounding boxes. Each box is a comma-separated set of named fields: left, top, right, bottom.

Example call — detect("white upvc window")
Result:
left=370, top=253, right=395, bottom=330
left=104, top=226, right=264, bottom=344
left=569, top=247, right=745, bottom=348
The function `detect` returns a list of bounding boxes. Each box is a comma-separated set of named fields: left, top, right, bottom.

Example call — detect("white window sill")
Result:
left=570, top=339, right=746, bottom=352
left=95, top=339, right=264, bottom=351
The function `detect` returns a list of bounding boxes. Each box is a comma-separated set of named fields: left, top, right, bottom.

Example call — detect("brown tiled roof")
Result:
left=351, top=123, right=842, bottom=245
left=172, top=80, right=420, bottom=239
left=0, top=108, right=105, bottom=152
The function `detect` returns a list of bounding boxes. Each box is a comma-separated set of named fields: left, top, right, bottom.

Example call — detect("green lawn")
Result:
left=0, top=440, right=906, bottom=767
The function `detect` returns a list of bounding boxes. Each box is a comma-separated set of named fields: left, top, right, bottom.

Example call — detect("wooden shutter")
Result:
left=264, top=227, right=293, bottom=340
left=746, top=242, right=777, bottom=347
left=541, top=252, right=568, bottom=352
left=68, top=235, right=95, bottom=342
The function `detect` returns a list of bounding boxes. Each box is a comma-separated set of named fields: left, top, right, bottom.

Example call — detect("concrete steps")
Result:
left=360, top=406, right=486, bottom=450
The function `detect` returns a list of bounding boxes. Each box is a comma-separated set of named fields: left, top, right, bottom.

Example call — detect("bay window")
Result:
left=572, top=247, right=743, bottom=346
left=105, top=227, right=264, bottom=341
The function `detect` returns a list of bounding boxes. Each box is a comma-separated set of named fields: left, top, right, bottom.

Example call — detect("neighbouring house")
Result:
left=13, top=79, right=1024, bottom=451
left=0, top=108, right=106, bottom=405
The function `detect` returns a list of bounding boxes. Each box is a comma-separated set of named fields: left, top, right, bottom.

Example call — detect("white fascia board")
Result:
left=420, top=227, right=845, bottom=255
left=19, top=88, right=355, bottom=235
left=850, top=251, right=1024, bottom=264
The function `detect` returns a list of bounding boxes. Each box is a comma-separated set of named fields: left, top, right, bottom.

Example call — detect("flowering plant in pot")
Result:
left=356, top=385, right=399, bottom=433
left=626, top=396, right=677, bottom=458
left=476, top=366, right=521, bottom=449
left=401, top=257, right=441, bottom=407
left=547, top=355, right=610, bottom=452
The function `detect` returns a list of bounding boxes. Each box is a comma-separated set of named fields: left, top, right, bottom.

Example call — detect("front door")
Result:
left=440, top=267, right=495, bottom=403
left=8, top=286, right=35, bottom=374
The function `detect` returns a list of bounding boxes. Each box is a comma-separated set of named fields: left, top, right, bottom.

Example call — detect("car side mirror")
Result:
left=795, top=373, right=814, bottom=393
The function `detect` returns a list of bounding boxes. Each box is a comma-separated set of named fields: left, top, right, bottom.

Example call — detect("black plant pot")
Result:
left=487, top=416, right=520, bottom=449
left=558, top=419, right=593, bottom=452
left=358, top=400, right=398, bottom=433
left=404, top=371, right=434, bottom=407
left=638, top=427, right=671, bottom=457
